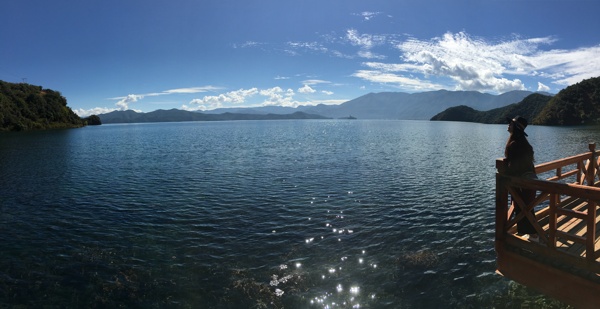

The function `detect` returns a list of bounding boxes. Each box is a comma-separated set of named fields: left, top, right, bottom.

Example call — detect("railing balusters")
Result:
left=578, top=161, right=584, bottom=184
left=549, top=193, right=557, bottom=249
left=588, top=143, right=596, bottom=186
left=496, top=144, right=600, bottom=308
left=497, top=144, right=600, bottom=268
left=587, top=200, right=597, bottom=262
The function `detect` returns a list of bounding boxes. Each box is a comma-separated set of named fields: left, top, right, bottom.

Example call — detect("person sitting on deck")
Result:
left=505, top=116, right=539, bottom=242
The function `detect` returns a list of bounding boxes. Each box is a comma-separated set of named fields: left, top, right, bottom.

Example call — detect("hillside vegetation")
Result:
left=431, top=93, right=552, bottom=124
left=533, top=77, right=600, bottom=125
left=0, top=81, right=84, bottom=131
left=432, top=76, right=600, bottom=126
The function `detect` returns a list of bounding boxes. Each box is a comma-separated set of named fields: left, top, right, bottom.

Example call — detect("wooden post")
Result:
left=587, top=201, right=597, bottom=262
left=587, top=143, right=597, bottom=261
left=588, top=143, right=596, bottom=186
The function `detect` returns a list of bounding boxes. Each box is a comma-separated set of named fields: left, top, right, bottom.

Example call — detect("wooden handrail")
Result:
left=496, top=142, right=600, bottom=271
left=531, top=143, right=598, bottom=185
left=506, top=176, right=600, bottom=201
left=535, top=152, right=593, bottom=174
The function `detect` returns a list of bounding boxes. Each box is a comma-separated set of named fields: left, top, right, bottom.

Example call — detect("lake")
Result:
left=1, top=119, right=596, bottom=308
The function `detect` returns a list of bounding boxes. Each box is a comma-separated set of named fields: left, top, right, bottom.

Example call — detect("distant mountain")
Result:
left=201, top=106, right=298, bottom=115
left=196, top=90, right=535, bottom=120
left=430, top=93, right=553, bottom=124
left=98, top=90, right=539, bottom=124
left=0, top=80, right=84, bottom=131
left=303, top=90, right=536, bottom=120
left=99, top=109, right=329, bottom=124
left=534, top=76, right=600, bottom=125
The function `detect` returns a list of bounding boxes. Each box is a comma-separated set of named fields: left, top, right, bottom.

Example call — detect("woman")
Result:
left=505, top=116, right=538, bottom=241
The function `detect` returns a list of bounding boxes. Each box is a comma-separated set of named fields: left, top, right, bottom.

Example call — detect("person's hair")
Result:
left=505, top=130, right=535, bottom=162
left=511, top=127, right=527, bottom=139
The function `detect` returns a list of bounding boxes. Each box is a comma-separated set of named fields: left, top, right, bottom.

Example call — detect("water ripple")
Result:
left=0, top=120, right=581, bottom=308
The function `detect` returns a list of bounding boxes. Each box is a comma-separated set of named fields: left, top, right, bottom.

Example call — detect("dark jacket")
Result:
left=505, top=135, right=535, bottom=177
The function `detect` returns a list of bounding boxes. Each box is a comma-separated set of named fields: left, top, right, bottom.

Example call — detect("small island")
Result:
left=83, top=115, right=102, bottom=126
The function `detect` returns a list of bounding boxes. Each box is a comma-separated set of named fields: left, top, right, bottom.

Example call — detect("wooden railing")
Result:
left=496, top=143, right=600, bottom=269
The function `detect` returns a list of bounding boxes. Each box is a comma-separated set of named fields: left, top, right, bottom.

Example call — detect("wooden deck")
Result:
left=496, top=143, right=600, bottom=308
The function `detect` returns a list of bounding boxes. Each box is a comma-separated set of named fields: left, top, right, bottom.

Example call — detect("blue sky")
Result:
left=2, top=0, right=600, bottom=117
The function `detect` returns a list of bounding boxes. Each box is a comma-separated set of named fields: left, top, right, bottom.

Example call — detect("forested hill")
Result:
left=0, top=81, right=84, bottom=131
left=430, top=93, right=553, bottom=124
left=431, top=76, right=600, bottom=126
left=533, top=76, right=600, bottom=125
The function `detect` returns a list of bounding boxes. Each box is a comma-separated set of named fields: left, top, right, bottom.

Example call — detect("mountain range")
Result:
left=99, top=90, right=537, bottom=124
left=99, top=109, right=329, bottom=124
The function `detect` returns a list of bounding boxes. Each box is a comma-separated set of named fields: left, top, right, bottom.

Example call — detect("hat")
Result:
left=506, top=116, right=528, bottom=136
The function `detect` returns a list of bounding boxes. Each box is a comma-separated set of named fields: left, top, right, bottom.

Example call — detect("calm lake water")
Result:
left=1, top=119, right=597, bottom=308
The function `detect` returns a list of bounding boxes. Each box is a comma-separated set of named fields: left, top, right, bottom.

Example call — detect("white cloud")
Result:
left=322, top=90, right=334, bottom=95
left=108, top=86, right=221, bottom=111
left=146, top=86, right=221, bottom=97
left=233, top=29, right=600, bottom=94
left=350, top=32, right=581, bottom=93
left=302, top=79, right=330, bottom=85
left=527, top=45, right=600, bottom=86
left=346, top=29, right=387, bottom=59
left=298, top=84, right=316, bottom=93
left=537, top=82, right=551, bottom=92
left=162, top=86, right=221, bottom=94
left=393, top=32, right=531, bottom=92
left=358, top=50, right=386, bottom=60
left=357, top=11, right=381, bottom=21
left=73, top=107, right=118, bottom=117
left=186, top=88, right=259, bottom=111
left=331, top=50, right=354, bottom=59
left=355, top=31, right=600, bottom=93
left=352, top=70, right=445, bottom=91
left=287, top=41, right=328, bottom=54
left=259, top=87, right=297, bottom=107
left=114, top=94, right=144, bottom=110
left=233, top=41, right=261, bottom=49
left=346, top=29, right=376, bottom=49
left=185, top=86, right=310, bottom=110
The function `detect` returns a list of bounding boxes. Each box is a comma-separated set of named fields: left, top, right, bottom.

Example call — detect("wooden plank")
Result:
left=556, top=196, right=586, bottom=210
left=556, top=208, right=587, bottom=219
left=555, top=215, right=584, bottom=233
left=496, top=248, right=600, bottom=309
left=505, top=231, right=600, bottom=273
left=556, top=230, right=586, bottom=244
